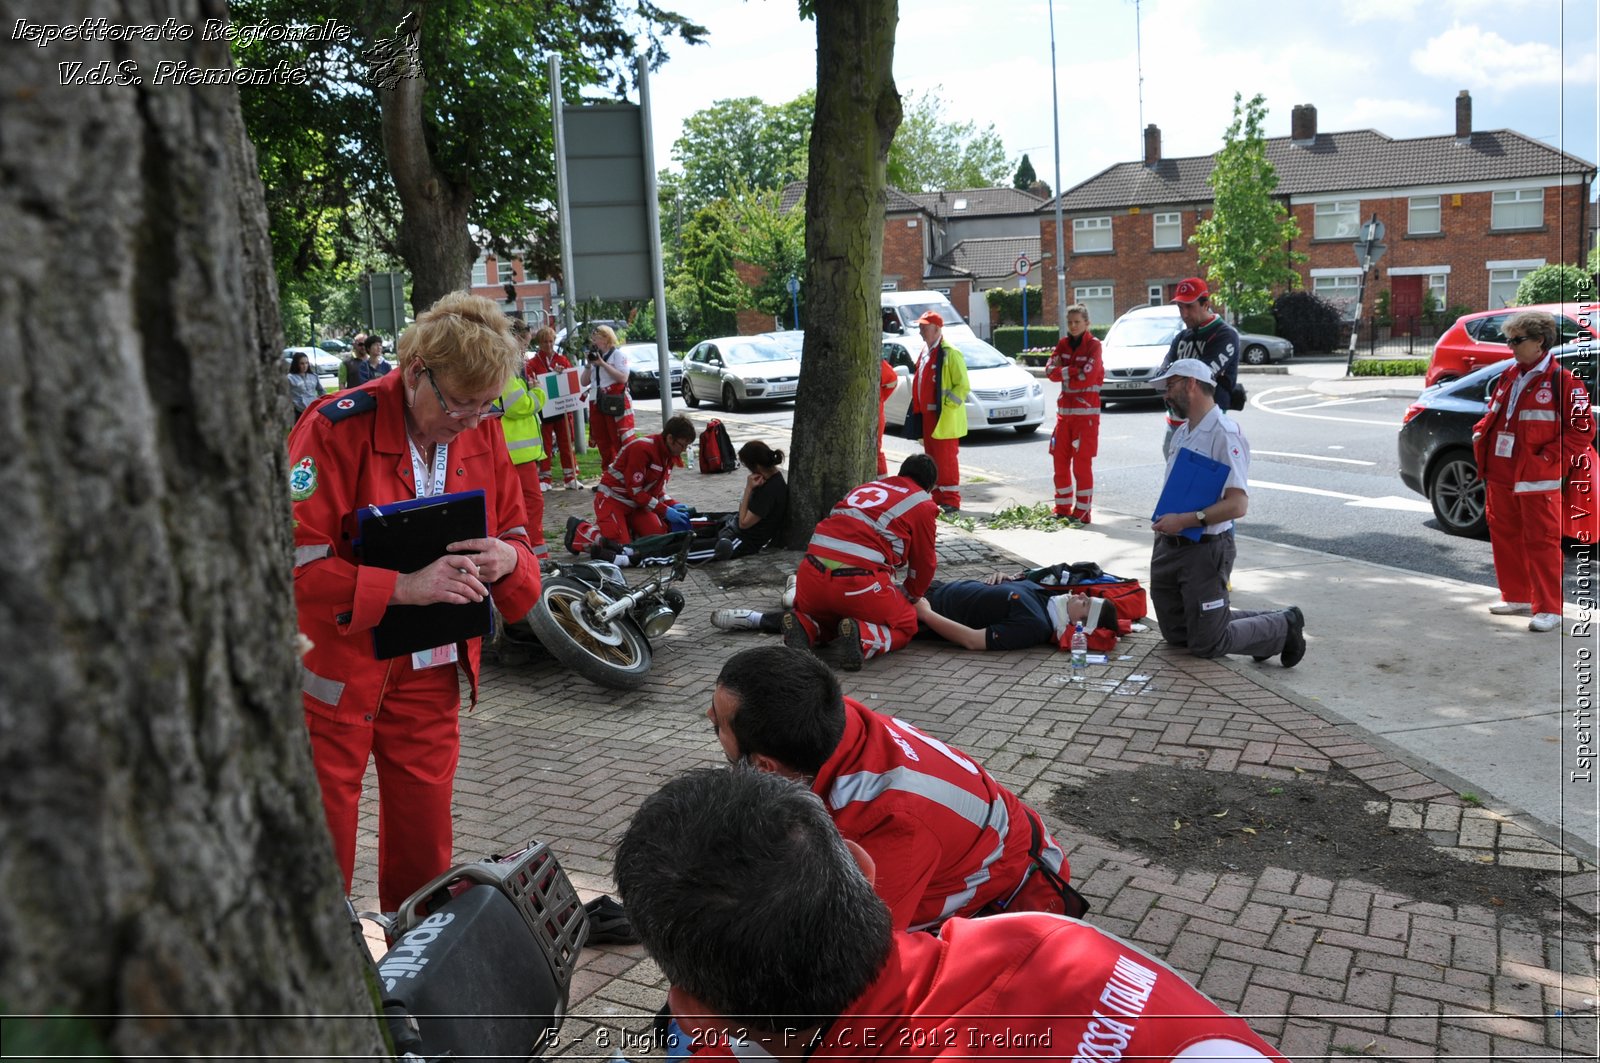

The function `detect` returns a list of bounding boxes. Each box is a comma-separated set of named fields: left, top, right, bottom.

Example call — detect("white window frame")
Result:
left=1148, top=284, right=1163, bottom=306
left=471, top=258, right=489, bottom=286
left=522, top=297, right=545, bottom=324
left=1152, top=212, right=1181, bottom=249
left=1313, top=200, right=1361, bottom=240
left=1074, top=285, right=1114, bottom=324
left=1428, top=274, right=1448, bottom=311
left=496, top=258, right=516, bottom=284
left=1491, top=187, right=1543, bottom=230
left=1072, top=216, right=1112, bottom=253
left=1488, top=266, right=1537, bottom=308
left=1408, top=195, right=1441, bottom=235
left=1311, top=271, right=1362, bottom=320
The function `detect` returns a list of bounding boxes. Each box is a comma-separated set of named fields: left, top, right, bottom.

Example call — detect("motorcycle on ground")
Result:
left=498, top=543, right=689, bottom=690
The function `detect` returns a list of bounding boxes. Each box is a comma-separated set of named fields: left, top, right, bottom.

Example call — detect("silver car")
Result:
left=1100, top=305, right=1293, bottom=402
left=881, top=336, right=1046, bottom=435
left=680, top=336, right=801, bottom=410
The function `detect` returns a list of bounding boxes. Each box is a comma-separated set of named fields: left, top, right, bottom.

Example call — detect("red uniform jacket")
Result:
left=289, top=373, right=542, bottom=723
left=691, top=915, right=1286, bottom=1061
left=812, top=699, right=1063, bottom=931
left=528, top=348, right=572, bottom=377
left=594, top=432, right=678, bottom=514
left=807, top=476, right=938, bottom=599
left=1048, top=333, right=1104, bottom=413
left=1473, top=354, right=1595, bottom=494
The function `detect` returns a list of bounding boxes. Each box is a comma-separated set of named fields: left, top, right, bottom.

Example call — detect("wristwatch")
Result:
left=1195, top=509, right=1208, bottom=527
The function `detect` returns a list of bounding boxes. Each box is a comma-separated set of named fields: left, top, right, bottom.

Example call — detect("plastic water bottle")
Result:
left=1069, top=622, right=1088, bottom=682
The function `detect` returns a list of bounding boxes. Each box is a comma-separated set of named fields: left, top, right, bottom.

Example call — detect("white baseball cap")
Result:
left=1149, top=358, right=1215, bottom=386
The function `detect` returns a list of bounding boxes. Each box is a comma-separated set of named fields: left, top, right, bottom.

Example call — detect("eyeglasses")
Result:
left=1505, top=335, right=1534, bottom=346
left=422, top=367, right=503, bottom=420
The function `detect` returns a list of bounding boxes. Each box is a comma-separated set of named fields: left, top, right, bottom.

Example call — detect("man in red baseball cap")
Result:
left=1156, top=277, right=1241, bottom=457
left=911, top=310, right=970, bottom=512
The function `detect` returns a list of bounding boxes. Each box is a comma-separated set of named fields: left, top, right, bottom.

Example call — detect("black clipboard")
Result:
left=1153, top=448, right=1230, bottom=542
left=357, top=489, right=490, bottom=659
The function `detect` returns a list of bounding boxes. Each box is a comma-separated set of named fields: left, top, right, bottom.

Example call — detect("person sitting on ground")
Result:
left=704, top=646, right=1084, bottom=930
left=616, top=766, right=1290, bottom=1063
left=780, top=453, right=940, bottom=671
left=564, top=414, right=696, bottom=564
left=914, top=571, right=1120, bottom=651
left=703, top=440, right=788, bottom=562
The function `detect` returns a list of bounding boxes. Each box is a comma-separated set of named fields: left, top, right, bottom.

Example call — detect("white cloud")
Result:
left=1411, top=23, right=1597, bottom=92
left=1342, top=0, right=1427, bottom=23
left=1337, top=97, right=1444, bottom=133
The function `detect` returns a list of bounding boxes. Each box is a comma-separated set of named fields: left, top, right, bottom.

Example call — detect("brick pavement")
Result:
left=346, top=416, right=1598, bottom=1061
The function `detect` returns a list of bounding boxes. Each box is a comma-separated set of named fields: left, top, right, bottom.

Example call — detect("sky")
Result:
left=636, top=0, right=1599, bottom=197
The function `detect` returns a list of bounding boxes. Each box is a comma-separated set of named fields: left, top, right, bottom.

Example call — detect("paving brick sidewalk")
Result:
left=349, top=416, right=1598, bottom=1062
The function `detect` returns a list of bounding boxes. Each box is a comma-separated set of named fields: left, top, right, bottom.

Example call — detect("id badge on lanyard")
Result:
left=407, top=439, right=461, bottom=670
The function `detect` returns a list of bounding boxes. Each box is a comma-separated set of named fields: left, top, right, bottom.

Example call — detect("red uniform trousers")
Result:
left=792, top=559, right=918, bottom=660
left=920, top=432, right=961, bottom=509
left=304, top=661, right=460, bottom=913
left=589, top=393, right=635, bottom=470
left=513, top=462, right=549, bottom=562
left=593, top=492, right=670, bottom=546
left=538, top=413, right=579, bottom=485
left=1486, top=482, right=1564, bottom=615
left=1050, top=413, right=1099, bottom=519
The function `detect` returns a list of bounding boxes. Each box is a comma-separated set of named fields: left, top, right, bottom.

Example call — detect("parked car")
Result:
left=1425, top=303, right=1596, bottom=387
left=680, top=336, right=800, bottom=410
left=1397, top=345, right=1597, bottom=538
left=617, top=342, right=683, bottom=398
left=1098, top=304, right=1293, bottom=403
left=283, top=346, right=342, bottom=392
left=758, top=330, right=806, bottom=361
left=880, top=335, right=1046, bottom=435
left=318, top=338, right=351, bottom=354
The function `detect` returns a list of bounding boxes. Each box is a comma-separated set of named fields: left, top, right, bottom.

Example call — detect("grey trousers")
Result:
left=1150, top=533, right=1287, bottom=659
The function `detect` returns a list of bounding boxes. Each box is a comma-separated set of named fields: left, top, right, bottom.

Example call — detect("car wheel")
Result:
left=682, top=378, right=700, bottom=408
left=1427, top=449, right=1488, bottom=537
left=1013, top=423, right=1040, bottom=436
left=1243, top=343, right=1268, bottom=366
left=723, top=384, right=742, bottom=412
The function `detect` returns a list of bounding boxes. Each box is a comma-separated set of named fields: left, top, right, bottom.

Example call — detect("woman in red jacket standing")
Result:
left=529, top=326, right=582, bottom=488
left=1472, top=309, right=1594, bottom=633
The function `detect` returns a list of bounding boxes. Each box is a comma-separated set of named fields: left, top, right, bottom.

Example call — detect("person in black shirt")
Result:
left=1156, top=277, right=1240, bottom=457
left=708, top=440, right=788, bottom=560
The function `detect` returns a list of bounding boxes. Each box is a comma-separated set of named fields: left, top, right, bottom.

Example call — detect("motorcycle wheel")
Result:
left=525, top=575, right=654, bottom=690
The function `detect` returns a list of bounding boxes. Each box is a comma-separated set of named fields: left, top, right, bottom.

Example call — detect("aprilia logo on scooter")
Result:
left=376, top=910, right=456, bottom=992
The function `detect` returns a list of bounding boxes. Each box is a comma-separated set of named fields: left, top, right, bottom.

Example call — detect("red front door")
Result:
left=1391, top=276, right=1423, bottom=335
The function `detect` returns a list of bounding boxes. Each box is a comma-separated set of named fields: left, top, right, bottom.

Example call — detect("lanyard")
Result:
left=1505, top=352, right=1552, bottom=421
left=407, top=437, right=451, bottom=498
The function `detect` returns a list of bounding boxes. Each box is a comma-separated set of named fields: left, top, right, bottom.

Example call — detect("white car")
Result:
left=881, top=335, right=1045, bottom=435
left=680, top=336, right=801, bottom=410
left=1100, top=304, right=1293, bottom=402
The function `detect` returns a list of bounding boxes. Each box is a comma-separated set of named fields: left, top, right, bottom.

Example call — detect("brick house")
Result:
left=1038, top=91, right=1596, bottom=330
left=467, top=251, right=556, bottom=326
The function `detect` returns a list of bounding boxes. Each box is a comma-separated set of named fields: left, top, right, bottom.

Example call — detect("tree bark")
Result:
left=0, top=2, right=386, bottom=1055
left=785, top=0, right=901, bottom=545
left=369, top=3, right=478, bottom=313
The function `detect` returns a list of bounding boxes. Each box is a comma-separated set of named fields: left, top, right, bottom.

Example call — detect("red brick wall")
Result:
left=1044, top=207, right=1208, bottom=327
left=882, top=211, right=927, bottom=290
left=734, top=261, right=774, bottom=335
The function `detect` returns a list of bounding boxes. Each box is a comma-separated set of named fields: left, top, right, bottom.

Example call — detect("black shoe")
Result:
left=713, top=537, right=736, bottom=561
left=583, top=895, right=639, bottom=946
left=818, top=617, right=865, bottom=672
left=564, top=515, right=582, bottom=555
left=591, top=537, right=623, bottom=564
left=939, top=503, right=960, bottom=516
left=1280, top=606, right=1306, bottom=668
left=782, top=611, right=813, bottom=654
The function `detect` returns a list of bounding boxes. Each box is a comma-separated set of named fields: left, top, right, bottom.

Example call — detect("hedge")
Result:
left=1350, top=358, right=1428, bottom=377
left=993, top=324, right=1107, bottom=355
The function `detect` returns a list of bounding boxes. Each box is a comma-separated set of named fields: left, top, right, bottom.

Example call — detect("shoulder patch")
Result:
left=289, top=456, right=318, bottom=501
left=318, top=389, right=377, bottom=423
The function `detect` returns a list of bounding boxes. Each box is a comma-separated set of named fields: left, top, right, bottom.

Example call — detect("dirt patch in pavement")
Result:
left=1050, top=764, right=1570, bottom=921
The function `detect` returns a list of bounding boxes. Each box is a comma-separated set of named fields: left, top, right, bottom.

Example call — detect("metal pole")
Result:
left=549, top=54, right=587, bottom=453
left=637, top=55, right=674, bottom=420
left=1048, top=0, right=1068, bottom=338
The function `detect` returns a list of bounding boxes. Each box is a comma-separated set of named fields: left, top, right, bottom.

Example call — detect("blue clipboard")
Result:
left=1153, top=448, right=1230, bottom=542
left=356, top=489, right=489, bottom=659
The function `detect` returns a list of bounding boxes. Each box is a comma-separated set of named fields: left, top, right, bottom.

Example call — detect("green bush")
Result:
left=986, top=285, right=1042, bottom=325
left=1239, top=313, right=1276, bottom=335
left=1513, top=263, right=1596, bottom=306
left=1350, top=358, right=1427, bottom=377
left=1272, top=290, right=1343, bottom=353
left=993, top=325, right=1107, bottom=355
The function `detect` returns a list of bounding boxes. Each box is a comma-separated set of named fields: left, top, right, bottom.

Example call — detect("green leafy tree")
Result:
left=1013, top=153, right=1037, bottom=190
left=1512, top=263, right=1595, bottom=305
left=1191, top=93, right=1304, bottom=320
left=701, top=183, right=807, bottom=320
left=886, top=89, right=1007, bottom=192
left=670, top=92, right=815, bottom=212
left=234, top=1, right=705, bottom=312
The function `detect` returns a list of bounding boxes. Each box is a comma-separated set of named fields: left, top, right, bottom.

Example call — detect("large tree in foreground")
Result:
left=786, top=0, right=901, bottom=542
left=0, top=2, right=382, bottom=1055
left=1191, top=92, right=1303, bottom=321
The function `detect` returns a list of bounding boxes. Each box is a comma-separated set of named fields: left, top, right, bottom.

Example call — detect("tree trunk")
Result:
left=785, top=0, right=901, bottom=545
left=369, top=3, right=478, bottom=313
left=0, top=2, right=386, bottom=1056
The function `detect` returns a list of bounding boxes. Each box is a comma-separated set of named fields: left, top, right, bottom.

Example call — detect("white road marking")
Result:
left=1253, top=479, right=1433, bottom=512
left=1254, top=450, right=1376, bottom=466
left=1248, top=385, right=1398, bottom=427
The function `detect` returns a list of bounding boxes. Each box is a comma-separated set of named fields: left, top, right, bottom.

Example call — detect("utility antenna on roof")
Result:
left=1134, top=0, right=1145, bottom=153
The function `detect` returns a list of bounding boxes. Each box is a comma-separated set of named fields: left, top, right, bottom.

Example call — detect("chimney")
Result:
left=1143, top=124, right=1161, bottom=166
left=1291, top=103, right=1317, bottom=145
left=1455, top=90, right=1472, bottom=142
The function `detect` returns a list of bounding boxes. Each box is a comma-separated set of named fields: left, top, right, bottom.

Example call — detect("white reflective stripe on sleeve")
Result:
left=504, top=525, right=528, bottom=537
left=1514, top=479, right=1563, bottom=493
left=294, top=544, right=332, bottom=568
left=301, top=666, right=345, bottom=706
left=596, top=485, right=637, bottom=507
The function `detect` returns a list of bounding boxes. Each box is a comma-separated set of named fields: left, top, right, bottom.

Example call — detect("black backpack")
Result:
left=697, top=419, right=737, bottom=473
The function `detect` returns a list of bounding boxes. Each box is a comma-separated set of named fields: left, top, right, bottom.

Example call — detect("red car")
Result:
left=1425, top=302, right=1597, bottom=387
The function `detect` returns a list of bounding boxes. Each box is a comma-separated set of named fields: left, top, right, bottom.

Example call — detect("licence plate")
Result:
left=1105, top=380, right=1144, bottom=391
left=769, top=383, right=796, bottom=396
left=990, top=406, right=1023, bottom=419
